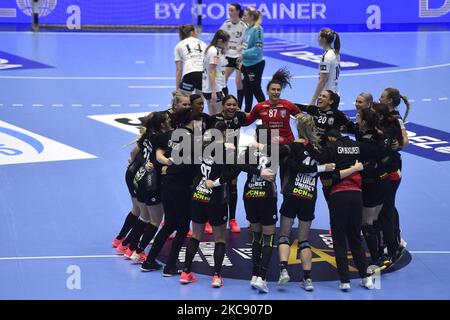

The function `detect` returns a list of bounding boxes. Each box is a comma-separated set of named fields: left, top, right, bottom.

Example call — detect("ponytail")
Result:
left=178, top=24, right=195, bottom=41
left=247, top=7, right=262, bottom=27
left=401, top=95, right=411, bottom=121
left=319, top=28, right=340, bottom=54
left=267, top=67, right=292, bottom=91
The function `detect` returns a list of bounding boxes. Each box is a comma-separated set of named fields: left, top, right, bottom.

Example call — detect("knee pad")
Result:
left=278, top=236, right=291, bottom=246
left=298, top=240, right=311, bottom=252
left=263, top=234, right=275, bottom=247
left=252, top=232, right=262, bottom=244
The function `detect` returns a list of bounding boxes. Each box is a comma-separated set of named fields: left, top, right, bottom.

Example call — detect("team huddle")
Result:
left=111, top=4, right=411, bottom=293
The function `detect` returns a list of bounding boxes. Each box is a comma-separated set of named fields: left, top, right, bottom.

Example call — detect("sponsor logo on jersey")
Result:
left=157, top=228, right=411, bottom=282
left=0, top=51, right=53, bottom=71
left=344, top=110, right=450, bottom=162
left=0, top=120, right=96, bottom=166
left=264, top=37, right=397, bottom=70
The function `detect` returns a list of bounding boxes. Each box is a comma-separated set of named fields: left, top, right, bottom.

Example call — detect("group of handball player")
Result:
left=112, top=4, right=411, bottom=293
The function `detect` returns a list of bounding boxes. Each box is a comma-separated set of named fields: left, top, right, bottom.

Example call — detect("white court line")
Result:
left=422, top=98, right=432, bottom=102
left=148, top=104, right=160, bottom=107
left=129, top=104, right=141, bottom=107
left=32, top=104, right=44, bottom=107
left=110, top=104, right=121, bottom=107
left=1, top=63, right=449, bottom=81
left=135, top=61, right=145, bottom=64
left=72, top=104, right=83, bottom=107
left=439, top=97, right=449, bottom=100
left=91, top=104, right=103, bottom=107
left=128, top=85, right=175, bottom=89
left=1, top=251, right=450, bottom=261
left=51, top=104, right=63, bottom=107
left=12, top=104, right=24, bottom=107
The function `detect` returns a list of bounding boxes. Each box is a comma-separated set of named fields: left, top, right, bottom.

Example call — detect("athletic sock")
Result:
left=303, top=270, right=312, bottom=280
left=125, top=219, right=147, bottom=250
left=213, top=242, right=226, bottom=275
left=118, top=211, right=139, bottom=239
left=183, top=238, right=200, bottom=273
left=259, top=234, right=275, bottom=280
left=279, top=261, right=288, bottom=271
left=137, top=223, right=159, bottom=252
left=252, top=232, right=262, bottom=276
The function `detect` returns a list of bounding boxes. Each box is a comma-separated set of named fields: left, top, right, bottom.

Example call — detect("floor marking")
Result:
left=129, top=104, right=141, bottom=107
left=128, top=85, right=175, bottom=89
left=1, top=63, right=449, bottom=81
left=32, top=104, right=44, bottom=107
left=72, top=104, right=83, bottom=107
left=1, top=250, right=449, bottom=261
left=422, top=98, right=432, bottom=102
left=12, top=104, right=23, bottom=107
left=91, top=104, right=103, bottom=107
left=135, top=61, right=145, bottom=64
left=439, top=97, right=449, bottom=101
left=51, top=104, right=63, bottom=107
left=110, top=104, right=121, bottom=107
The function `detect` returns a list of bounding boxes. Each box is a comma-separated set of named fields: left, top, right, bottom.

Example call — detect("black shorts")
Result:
left=181, top=71, right=202, bottom=92
left=225, top=57, right=239, bottom=69
left=362, top=180, right=386, bottom=208
left=280, top=195, right=316, bottom=222
left=244, top=198, right=278, bottom=226
left=191, top=201, right=228, bottom=226
left=125, top=169, right=137, bottom=198
left=203, top=90, right=225, bottom=103
left=136, top=189, right=162, bottom=206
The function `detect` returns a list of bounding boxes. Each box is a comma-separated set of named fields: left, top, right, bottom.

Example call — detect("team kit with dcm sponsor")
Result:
left=2, top=1, right=448, bottom=296
left=109, top=3, right=423, bottom=295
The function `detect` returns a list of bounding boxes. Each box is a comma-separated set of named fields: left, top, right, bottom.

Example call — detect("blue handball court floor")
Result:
left=0, top=29, right=450, bottom=300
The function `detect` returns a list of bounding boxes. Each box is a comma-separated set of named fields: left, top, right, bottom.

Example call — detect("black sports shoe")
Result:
left=162, top=265, right=182, bottom=277
left=141, top=259, right=162, bottom=272
left=392, top=246, right=406, bottom=264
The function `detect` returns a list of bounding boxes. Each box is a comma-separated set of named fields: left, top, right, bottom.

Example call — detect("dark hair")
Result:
left=229, top=3, right=243, bottom=18
left=325, top=90, right=340, bottom=109
left=213, top=121, right=228, bottom=132
left=324, top=128, right=341, bottom=139
left=267, top=67, right=292, bottom=91
left=359, top=108, right=378, bottom=131
left=206, top=30, right=230, bottom=54
left=384, top=87, right=411, bottom=121
left=173, top=107, right=201, bottom=127
left=373, top=102, right=403, bottom=145
left=179, top=24, right=195, bottom=41
left=189, top=93, right=202, bottom=104
left=222, top=94, right=238, bottom=106
left=137, top=111, right=168, bottom=145
left=319, top=27, right=340, bottom=54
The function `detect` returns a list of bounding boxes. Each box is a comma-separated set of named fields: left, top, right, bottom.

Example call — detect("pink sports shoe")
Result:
left=112, top=236, right=123, bottom=248
left=115, top=242, right=130, bottom=255
left=180, top=271, right=197, bottom=284
left=211, top=274, right=224, bottom=288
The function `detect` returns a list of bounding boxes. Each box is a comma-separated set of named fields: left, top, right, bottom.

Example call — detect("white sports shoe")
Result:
left=360, top=276, right=375, bottom=290
left=253, top=277, right=269, bottom=293
left=278, top=269, right=290, bottom=286
left=339, top=282, right=351, bottom=291
left=250, top=275, right=258, bottom=288
left=301, top=278, right=314, bottom=291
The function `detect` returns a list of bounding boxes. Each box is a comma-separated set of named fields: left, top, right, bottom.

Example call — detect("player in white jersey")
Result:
left=203, top=30, right=230, bottom=115
left=310, top=28, right=341, bottom=105
left=174, top=24, right=207, bottom=94
left=220, top=3, right=247, bottom=108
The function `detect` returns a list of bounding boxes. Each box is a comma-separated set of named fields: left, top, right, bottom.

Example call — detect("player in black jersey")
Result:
left=355, top=108, right=390, bottom=265
left=167, top=90, right=192, bottom=128
left=235, top=125, right=278, bottom=293
left=305, top=129, right=387, bottom=291
left=374, top=100, right=408, bottom=267
left=209, top=95, right=247, bottom=233
left=190, top=93, right=212, bottom=134
left=180, top=121, right=254, bottom=287
left=141, top=108, right=202, bottom=276
left=114, top=112, right=171, bottom=262
left=111, top=138, right=142, bottom=250
left=296, top=90, right=354, bottom=145
left=277, top=114, right=335, bottom=291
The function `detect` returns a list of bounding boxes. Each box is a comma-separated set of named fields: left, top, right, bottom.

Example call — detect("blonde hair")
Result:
left=171, top=90, right=190, bottom=109
left=246, top=7, right=262, bottom=27
left=296, top=114, right=320, bottom=148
